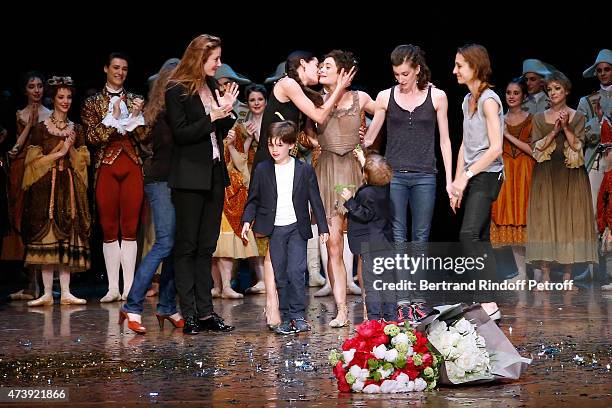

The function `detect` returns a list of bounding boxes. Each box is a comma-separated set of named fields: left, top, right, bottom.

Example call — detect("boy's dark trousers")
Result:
left=269, top=223, right=307, bottom=320
left=362, top=252, right=397, bottom=321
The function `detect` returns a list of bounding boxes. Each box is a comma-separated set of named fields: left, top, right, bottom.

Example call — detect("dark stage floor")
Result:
left=0, top=286, right=610, bottom=407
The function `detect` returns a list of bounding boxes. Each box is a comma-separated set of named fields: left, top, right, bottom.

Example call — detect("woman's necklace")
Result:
left=50, top=113, right=68, bottom=130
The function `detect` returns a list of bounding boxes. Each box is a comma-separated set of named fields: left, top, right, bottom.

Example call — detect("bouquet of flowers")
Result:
left=419, top=303, right=531, bottom=385
left=328, top=320, right=441, bottom=393
left=427, top=317, right=493, bottom=384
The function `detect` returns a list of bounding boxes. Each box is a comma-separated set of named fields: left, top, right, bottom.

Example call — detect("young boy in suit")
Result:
left=242, top=121, right=329, bottom=334
left=341, top=153, right=395, bottom=321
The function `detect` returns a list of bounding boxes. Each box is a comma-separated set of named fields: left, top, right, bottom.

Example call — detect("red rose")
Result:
left=406, top=356, right=414, bottom=368
left=341, top=337, right=360, bottom=351
left=356, top=320, right=385, bottom=338
left=405, top=369, right=420, bottom=380
left=333, top=362, right=351, bottom=393
left=347, top=350, right=369, bottom=369
left=368, top=333, right=390, bottom=349
left=422, top=353, right=432, bottom=368
left=413, top=336, right=429, bottom=354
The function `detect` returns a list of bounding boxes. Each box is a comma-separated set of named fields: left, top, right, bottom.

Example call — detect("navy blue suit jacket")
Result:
left=344, top=184, right=393, bottom=255
left=242, top=159, right=329, bottom=241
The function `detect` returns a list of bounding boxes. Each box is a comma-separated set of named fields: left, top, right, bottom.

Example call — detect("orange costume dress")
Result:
left=490, top=114, right=534, bottom=246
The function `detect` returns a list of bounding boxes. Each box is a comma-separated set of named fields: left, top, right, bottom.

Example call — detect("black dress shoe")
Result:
left=183, top=316, right=200, bottom=335
left=198, top=313, right=234, bottom=332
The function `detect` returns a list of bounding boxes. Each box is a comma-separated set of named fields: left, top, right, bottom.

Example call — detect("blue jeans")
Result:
left=123, top=182, right=178, bottom=315
left=390, top=171, right=436, bottom=243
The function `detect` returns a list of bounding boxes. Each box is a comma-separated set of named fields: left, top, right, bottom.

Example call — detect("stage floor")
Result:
left=0, top=287, right=610, bottom=407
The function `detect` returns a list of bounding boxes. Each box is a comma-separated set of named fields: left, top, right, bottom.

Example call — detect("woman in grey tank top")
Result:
left=450, top=44, right=504, bottom=319
left=450, top=44, right=504, bottom=238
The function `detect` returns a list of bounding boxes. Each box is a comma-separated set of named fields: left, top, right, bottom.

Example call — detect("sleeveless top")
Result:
left=385, top=86, right=437, bottom=173
left=462, top=88, right=504, bottom=172
left=317, top=91, right=361, bottom=155
left=252, top=87, right=301, bottom=170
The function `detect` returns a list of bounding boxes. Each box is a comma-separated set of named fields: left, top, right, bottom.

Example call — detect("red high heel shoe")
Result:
left=119, top=310, right=147, bottom=334
left=156, top=313, right=185, bottom=330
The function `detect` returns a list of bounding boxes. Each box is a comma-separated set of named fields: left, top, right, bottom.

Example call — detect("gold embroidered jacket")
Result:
left=81, top=88, right=148, bottom=171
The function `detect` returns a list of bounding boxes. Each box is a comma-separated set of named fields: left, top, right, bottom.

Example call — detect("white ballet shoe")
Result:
left=27, top=293, right=54, bottom=307
left=100, top=290, right=121, bottom=303
left=313, top=284, right=332, bottom=297
left=60, top=293, right=87, bottom=305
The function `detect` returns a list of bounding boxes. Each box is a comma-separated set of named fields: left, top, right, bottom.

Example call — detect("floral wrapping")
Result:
left=417, top=303, right=531, bottom=385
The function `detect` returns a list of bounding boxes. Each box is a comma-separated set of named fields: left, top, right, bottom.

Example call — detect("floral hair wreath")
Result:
left=47, top=76, right=74, bottom=86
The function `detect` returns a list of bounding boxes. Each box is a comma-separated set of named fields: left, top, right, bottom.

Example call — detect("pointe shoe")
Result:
left=156, top=313, right=185, bottom=330
left=245, top=281, right=266, bottom=294
left=60, top=293, right=87, bottom=305
left=100, top=290, right=121, bottom=303
left=313, top=284, right=332, bottom=297
left=9, top=289, right=35, bottom=301
left=347, top=282, right=362, bottom=295
left=308, top=271, right=326, bottom=287
left=602, top=283, right=612, bottom=291
left=118, top=310, right=146, bottom=334
left=211, top=287, right=221, bottom=298
left=221, top=288, right=244, bottom=299
left=27, top=294, right=54, bottom=307
left=329, top=304, right=349, bottom=328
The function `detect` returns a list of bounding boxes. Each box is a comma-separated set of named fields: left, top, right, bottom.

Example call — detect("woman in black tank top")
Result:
left=362, top=45, right=453, bottom=244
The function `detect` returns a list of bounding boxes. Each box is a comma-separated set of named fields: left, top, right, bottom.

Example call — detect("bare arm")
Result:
left=279, top=69, right=354, bottom=124
left=434, top=90, right=453, bottom=195
left=362, top=90, right=389, bottom=148
left=359, top=91, right=376, bottom=115
left=455, top=142, right=465, bottom=180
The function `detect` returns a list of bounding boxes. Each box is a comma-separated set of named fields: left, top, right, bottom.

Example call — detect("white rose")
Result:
left=452, top=318, right=475, bottom=335
left=352, top=380, right=365, bottom=392
left=362, top=384, right=381, bottom=394
left=372, top=344, right=387, bottom=360
left=446, top=361, right=466, bottom=381
left=406, top=381, right=415, bottom=392
left=428, top=321, right=448, bottom=336
left=455, top=353, right=478, bottom=373
left=395, top=373, right=410, bottom=384
left=391, top=333, right=410, bottom=346
left=385, top=348, right=399, bottom=363
left=342, top=349, right=356, bottom=366
left=397, top=382, right=410, bottom=393
left=349, top=365, right=370, bottom=382
left=414, top=378, right=427, bottom=392
left=380, top=380, right=400, bottom=393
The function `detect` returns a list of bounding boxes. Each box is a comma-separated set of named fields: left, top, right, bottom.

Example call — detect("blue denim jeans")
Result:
left=390, top=171, right=436, bottom=243
left=123, top=182, right=178, bottom=315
